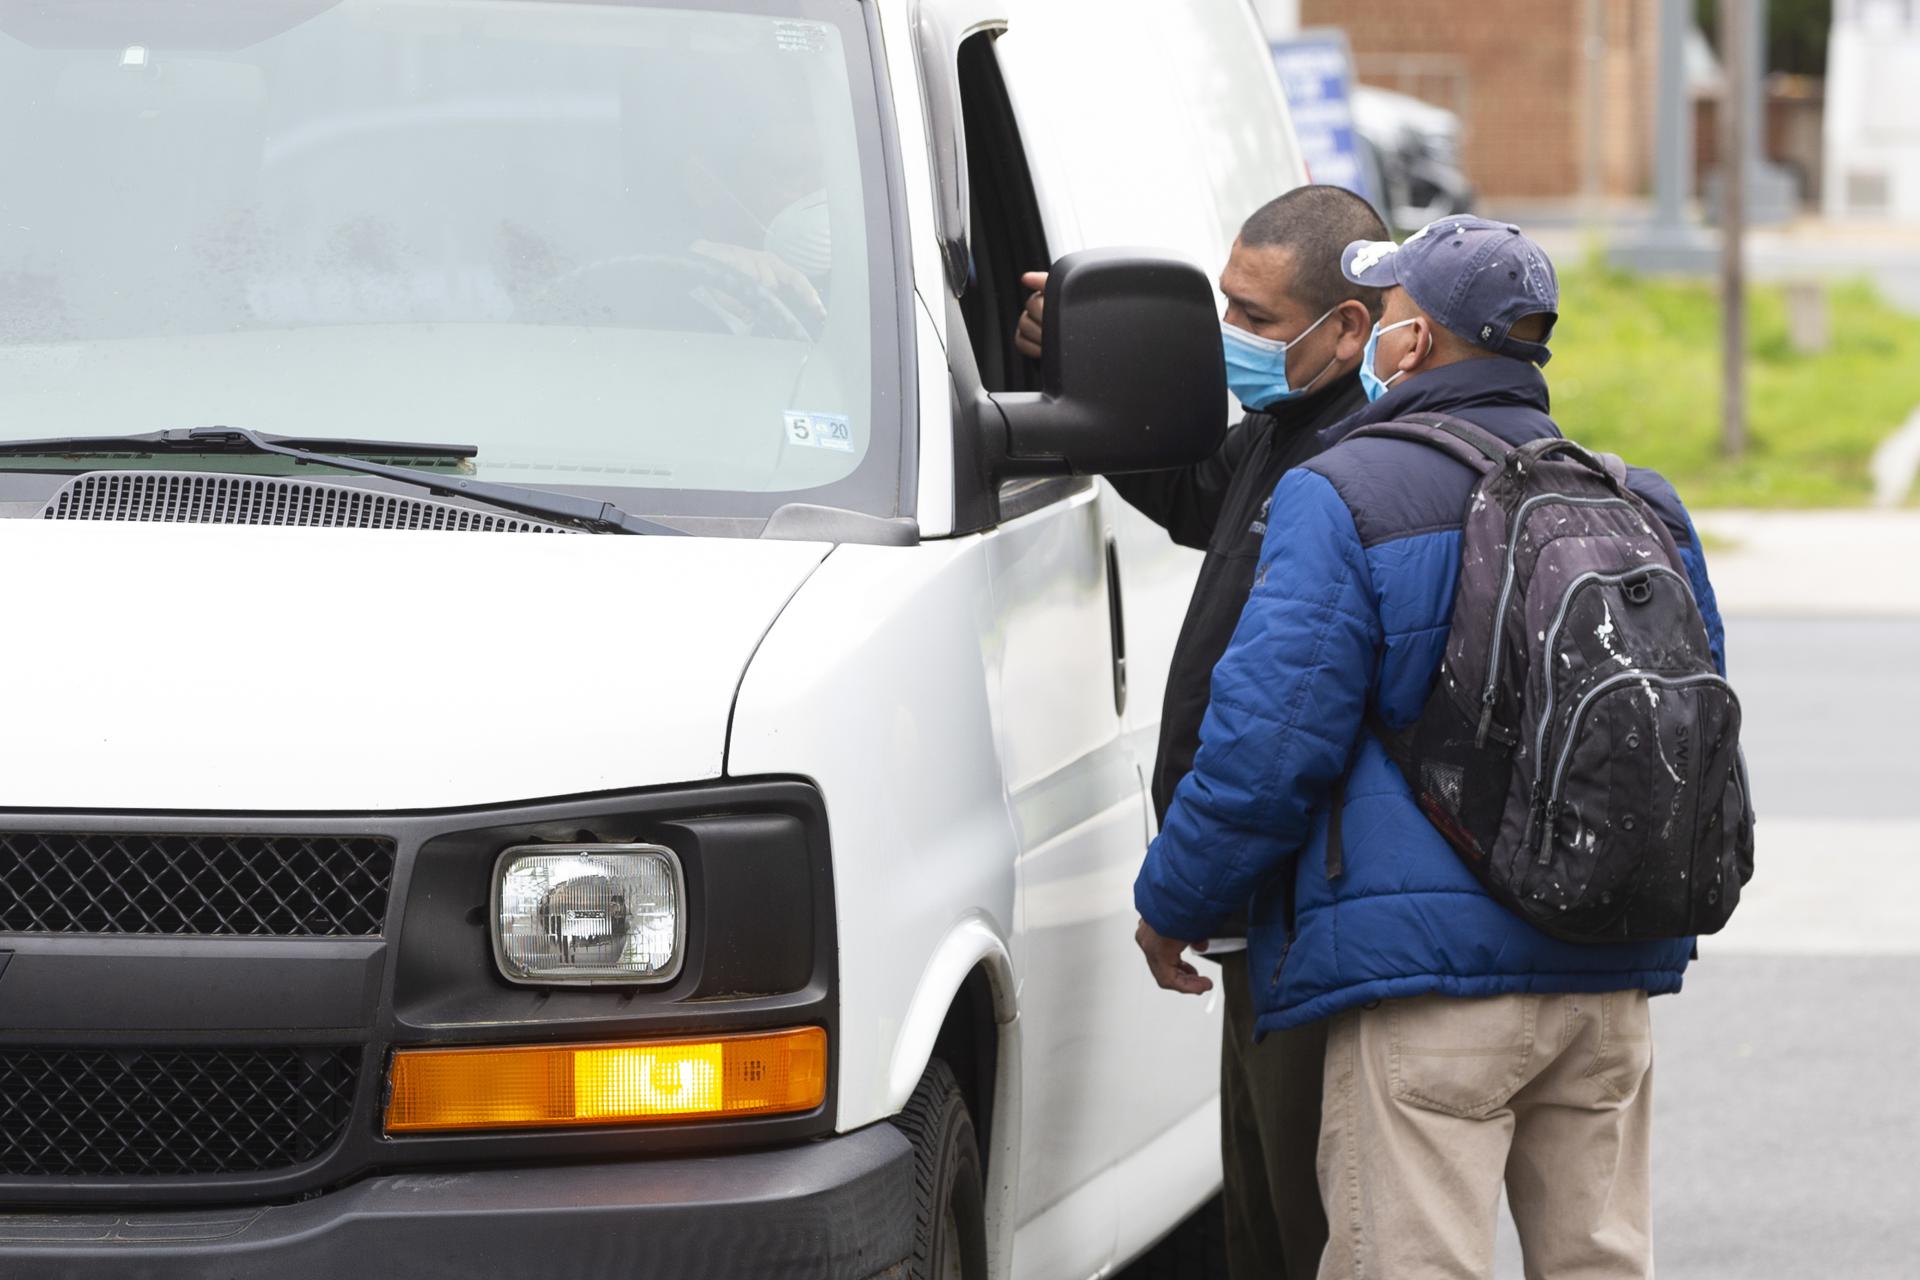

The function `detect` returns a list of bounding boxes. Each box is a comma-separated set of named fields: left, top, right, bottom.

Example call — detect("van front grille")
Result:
left=0, top=832, right=396, bottom=937
left=0, top=1046, right=358, bottom=1177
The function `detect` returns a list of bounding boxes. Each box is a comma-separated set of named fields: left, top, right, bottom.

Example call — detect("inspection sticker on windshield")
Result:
left=774, top=21, right=829, bottom=54
left=785, top=411, right=855, bottom=453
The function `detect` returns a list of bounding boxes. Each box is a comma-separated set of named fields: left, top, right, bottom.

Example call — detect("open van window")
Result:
left=954, top=30, right=1046, bottom=397
left=0, top=0, right=903, bottom=526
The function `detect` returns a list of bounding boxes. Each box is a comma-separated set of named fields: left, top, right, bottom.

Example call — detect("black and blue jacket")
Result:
left=1134, top=358, right=1726, bottom=1035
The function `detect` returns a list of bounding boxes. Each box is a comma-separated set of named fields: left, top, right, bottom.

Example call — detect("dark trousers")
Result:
left=1218, top=949, right=1329, bottom=1280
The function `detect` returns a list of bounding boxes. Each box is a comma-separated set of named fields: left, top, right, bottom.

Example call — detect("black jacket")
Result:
left=1111, top=374, right=1367, bottom=824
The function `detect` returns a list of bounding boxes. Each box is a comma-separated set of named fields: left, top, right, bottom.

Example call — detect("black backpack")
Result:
left=1337, top=413, right=1755, bottom=944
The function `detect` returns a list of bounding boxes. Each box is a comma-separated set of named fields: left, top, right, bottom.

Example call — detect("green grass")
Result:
left=1694, top=528, right=1744, bottom=556
left=1545, top=259, right=1920, bottom=507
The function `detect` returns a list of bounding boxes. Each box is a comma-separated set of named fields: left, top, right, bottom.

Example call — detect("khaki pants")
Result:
left=1316, top=991, right=1654, bottom=1280
left=1219, top=950, right=1329, bottom=1280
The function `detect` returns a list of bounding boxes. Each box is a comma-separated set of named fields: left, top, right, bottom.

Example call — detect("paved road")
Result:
left=1491, top=615, right=1920, bottom=1277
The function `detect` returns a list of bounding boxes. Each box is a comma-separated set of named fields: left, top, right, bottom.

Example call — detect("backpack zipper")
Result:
left=1532, top=565, right=1689, bottom=784
left=1475, top=492, right=1640, bottom=746
left=1536, top=669, right=1739, bottom=863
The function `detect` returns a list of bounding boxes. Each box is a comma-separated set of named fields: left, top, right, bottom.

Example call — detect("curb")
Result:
left=1872, top=406, right=1920, bottom=507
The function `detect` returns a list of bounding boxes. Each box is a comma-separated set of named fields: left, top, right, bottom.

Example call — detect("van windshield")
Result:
left=0, top=0, right=901, bottom=525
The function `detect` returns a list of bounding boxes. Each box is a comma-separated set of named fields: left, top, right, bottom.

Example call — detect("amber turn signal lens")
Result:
left=384, top=1027, right=827, bottom=1134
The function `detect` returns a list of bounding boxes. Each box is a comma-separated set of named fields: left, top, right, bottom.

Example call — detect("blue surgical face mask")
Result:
left=1220, top=307, right=1336, bottom=409
left=1359, top=317, right=1420, bottom=403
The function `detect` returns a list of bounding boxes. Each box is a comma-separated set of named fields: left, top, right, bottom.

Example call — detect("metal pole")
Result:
left=1746, top=0, right=1770, bottom=179
left=1651, top=0, right=1690, bottom=231
left=1720, top=0, right=1748, bottom=458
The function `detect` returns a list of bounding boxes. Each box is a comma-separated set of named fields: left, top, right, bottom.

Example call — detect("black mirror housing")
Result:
left=992, top=248, right=1226, bottom=477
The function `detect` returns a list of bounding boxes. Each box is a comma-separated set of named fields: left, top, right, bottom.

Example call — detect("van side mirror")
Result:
left=991, top=248, right=1226, bottom=477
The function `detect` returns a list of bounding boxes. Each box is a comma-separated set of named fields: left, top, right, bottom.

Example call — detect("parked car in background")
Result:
left=0, top=0, right=1304, bottom=1277
left=1352, top=82, right=1476, bottom=232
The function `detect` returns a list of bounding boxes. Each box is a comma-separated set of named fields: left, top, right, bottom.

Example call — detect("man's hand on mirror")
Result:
left=1014, top=270, right=1047, bottom=360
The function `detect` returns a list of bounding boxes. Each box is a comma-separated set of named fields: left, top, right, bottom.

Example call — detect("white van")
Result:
left=0, top=2, right=1305, bottom=1276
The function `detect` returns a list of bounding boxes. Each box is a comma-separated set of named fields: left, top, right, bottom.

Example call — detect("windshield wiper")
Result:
left=0, top=427, right=681, bottom=536
left=0, top=429, right=478, bottom=462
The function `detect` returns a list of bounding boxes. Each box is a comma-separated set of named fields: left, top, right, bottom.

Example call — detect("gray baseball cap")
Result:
left=1341, top=216, right=1558, bottom=366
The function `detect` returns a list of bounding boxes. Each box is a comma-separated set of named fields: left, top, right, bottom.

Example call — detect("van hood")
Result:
left=0, top=521, right=829, bottom=811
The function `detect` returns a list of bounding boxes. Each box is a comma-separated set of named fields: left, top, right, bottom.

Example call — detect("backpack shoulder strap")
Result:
left=1345, top=412, right=1510, bottom=475
left=1510, top=435, right=1634, bottom=497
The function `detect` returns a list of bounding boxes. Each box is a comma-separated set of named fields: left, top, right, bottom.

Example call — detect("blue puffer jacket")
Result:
left=1134, top=358, right=1725, bottom=1036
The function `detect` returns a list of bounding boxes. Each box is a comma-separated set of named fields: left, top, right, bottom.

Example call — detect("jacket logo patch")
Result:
left=1249, top=495, right=1272, bottom=538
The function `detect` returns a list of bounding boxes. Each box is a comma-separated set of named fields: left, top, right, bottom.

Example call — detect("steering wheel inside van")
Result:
left=524, top=251, right=817, bottom=342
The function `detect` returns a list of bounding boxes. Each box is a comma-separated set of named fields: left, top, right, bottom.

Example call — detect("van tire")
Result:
left=892, top=1058, right=988, bottom=1280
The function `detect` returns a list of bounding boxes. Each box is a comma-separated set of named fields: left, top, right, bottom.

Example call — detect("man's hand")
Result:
left=1013, top=270, right=1047, bottom=360
left=1135, top=918, right=1213, bottom=995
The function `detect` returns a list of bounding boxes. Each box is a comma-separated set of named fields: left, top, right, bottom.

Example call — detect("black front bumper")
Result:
left=0, top=1124, right=914, bottom=1279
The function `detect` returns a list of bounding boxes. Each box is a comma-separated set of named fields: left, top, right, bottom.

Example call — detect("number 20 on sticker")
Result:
left=784, top=411, right=854, bottom=453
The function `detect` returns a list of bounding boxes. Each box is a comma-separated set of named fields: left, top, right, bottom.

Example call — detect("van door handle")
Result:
left=1104, top=533, right=1127, bottom=717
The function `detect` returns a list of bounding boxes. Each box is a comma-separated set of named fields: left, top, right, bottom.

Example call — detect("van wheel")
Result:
left=892, top=1058, right=988, bottom=1280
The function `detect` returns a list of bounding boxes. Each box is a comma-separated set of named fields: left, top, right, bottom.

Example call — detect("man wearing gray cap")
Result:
left=1133, top=217, right=1726, bottom=1277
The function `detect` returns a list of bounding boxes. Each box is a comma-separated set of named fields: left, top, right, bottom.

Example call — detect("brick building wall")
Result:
left=1302, top=0, right=1659, bottom=200
left=1603, top=0, right=1661, bottom=198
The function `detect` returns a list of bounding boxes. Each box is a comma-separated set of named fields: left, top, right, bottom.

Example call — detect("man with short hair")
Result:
left=1019, top=184, right=1390, bottom=1280
left=1133, top=217, right=1725, bottom=1279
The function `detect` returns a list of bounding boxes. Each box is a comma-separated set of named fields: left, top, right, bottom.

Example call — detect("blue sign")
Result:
left=1269, top=32, right=1376, bottom=206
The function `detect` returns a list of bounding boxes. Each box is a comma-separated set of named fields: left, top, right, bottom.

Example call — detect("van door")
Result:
left=987, top=7, right=1315, bottom=1262
left=936, top=26, right=1145, bottom=1280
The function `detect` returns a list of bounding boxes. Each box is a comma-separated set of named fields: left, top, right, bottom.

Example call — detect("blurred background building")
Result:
left=1824, top=0, right=1920, bottom=218
left=1295, top=0, right=1662, bottom=203
left=1252, top=0, right=1876, bottom=220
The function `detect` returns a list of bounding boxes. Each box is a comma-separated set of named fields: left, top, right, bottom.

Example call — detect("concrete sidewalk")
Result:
left=1693, top=509, right=1920, bottom=616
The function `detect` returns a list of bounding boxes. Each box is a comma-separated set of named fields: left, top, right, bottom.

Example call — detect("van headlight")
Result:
left=491, top=844, right=685, bottom=986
